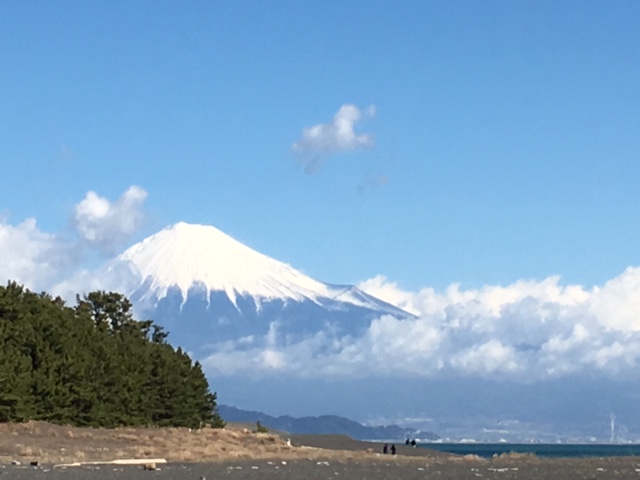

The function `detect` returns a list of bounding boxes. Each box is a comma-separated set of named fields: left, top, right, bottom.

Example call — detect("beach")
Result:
left=5, top=456, right=640, bottom=480
left=2, top=422, right=640, bottom=479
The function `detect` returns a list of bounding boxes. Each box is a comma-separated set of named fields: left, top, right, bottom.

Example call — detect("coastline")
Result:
left=3, top=422, right=640, bottom=479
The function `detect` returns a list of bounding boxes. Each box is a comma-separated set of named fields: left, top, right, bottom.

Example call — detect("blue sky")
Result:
left=2, top=1, right=639, bottom=292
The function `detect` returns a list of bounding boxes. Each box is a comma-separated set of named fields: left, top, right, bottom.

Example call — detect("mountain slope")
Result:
left=119, top=222, right=331, bottom=308
left=114, top=222, right=413, bottom=354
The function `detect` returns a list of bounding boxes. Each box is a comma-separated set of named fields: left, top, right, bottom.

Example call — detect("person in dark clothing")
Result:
left=390, top=444, right=397, bottom=455
left=410, top=439, right=417, bottom=447
left=405, top=438, right=410, bottom=445
left=383, top=443, right=388, bottom=454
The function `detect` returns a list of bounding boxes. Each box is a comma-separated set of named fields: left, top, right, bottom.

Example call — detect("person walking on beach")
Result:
left=391, top=444, right=396, bottom=455
left=383, top=443, right=388, bottom=454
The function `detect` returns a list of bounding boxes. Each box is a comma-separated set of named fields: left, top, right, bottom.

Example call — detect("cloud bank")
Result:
left=0, top=186, right=147, bottom=296
left=292, top=104, right=375, bottom=174
left=0, top=218, right=72, bottom=293
left=202, top=270, right=640, bottom=382
left=74, top=186, right=147, bottom=254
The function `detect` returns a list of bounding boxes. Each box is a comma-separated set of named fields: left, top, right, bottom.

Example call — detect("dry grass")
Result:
left=498, top=451, right=538, bottom=459
left=491, top=450, right=541, bottom=465
left=0, top=421, right=405, bottom=464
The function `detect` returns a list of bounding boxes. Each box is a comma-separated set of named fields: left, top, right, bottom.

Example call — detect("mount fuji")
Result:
left=114, top=222, right=413, bottom=357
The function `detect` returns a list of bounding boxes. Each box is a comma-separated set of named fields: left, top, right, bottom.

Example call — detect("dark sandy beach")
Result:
left=4, top=456, right=640, bottom=480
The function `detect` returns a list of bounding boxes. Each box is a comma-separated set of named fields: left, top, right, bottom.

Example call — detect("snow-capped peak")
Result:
left=118, top=222, right=331, bottom=305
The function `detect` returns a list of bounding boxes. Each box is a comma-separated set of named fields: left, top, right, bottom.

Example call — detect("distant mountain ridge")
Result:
left=218, top=405, right=440, bottom=441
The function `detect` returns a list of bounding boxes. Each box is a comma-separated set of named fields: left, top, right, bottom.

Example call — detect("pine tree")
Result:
left=0, top=282, right=225, bottom=428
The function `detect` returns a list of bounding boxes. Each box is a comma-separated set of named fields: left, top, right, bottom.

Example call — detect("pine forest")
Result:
left=0, top=282, right=224, bottom=429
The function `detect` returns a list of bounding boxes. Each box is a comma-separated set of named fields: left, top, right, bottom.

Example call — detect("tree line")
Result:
left=0, top=281, right=224, bottom=429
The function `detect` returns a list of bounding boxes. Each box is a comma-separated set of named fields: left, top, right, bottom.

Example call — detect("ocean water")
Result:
left=419, top=443, right=640, bottom=458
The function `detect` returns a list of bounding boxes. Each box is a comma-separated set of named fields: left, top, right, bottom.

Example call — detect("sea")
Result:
left=419, top=443, right=640, bottom=458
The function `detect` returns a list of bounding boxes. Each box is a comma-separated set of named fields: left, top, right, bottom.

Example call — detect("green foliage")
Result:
left=255, top=420, right=269, bottom=433
left=0, top=282, right=224, bottom=429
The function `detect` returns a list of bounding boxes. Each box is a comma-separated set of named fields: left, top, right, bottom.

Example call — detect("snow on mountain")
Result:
left=114, top=222, right=413, bottom=353
left=119, top=222, right=330, bottom=306
left=119, top=222, right=407, bottom=315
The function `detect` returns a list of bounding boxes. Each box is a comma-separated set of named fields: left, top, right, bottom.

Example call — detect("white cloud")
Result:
left=291, top=104, right=375, bottom=173
left=0, top=218, right=72, bottom=292
left=0, top=186, right=147, bottom=300
left=450, top=339, right=520, bottom=375
left=73, top=185, right=147, bottom=254
left=202, top=269, right=640, bottom=382
left=588, top=267, right=640, bottom=331
left=357, top=275, right=422, bottom=315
